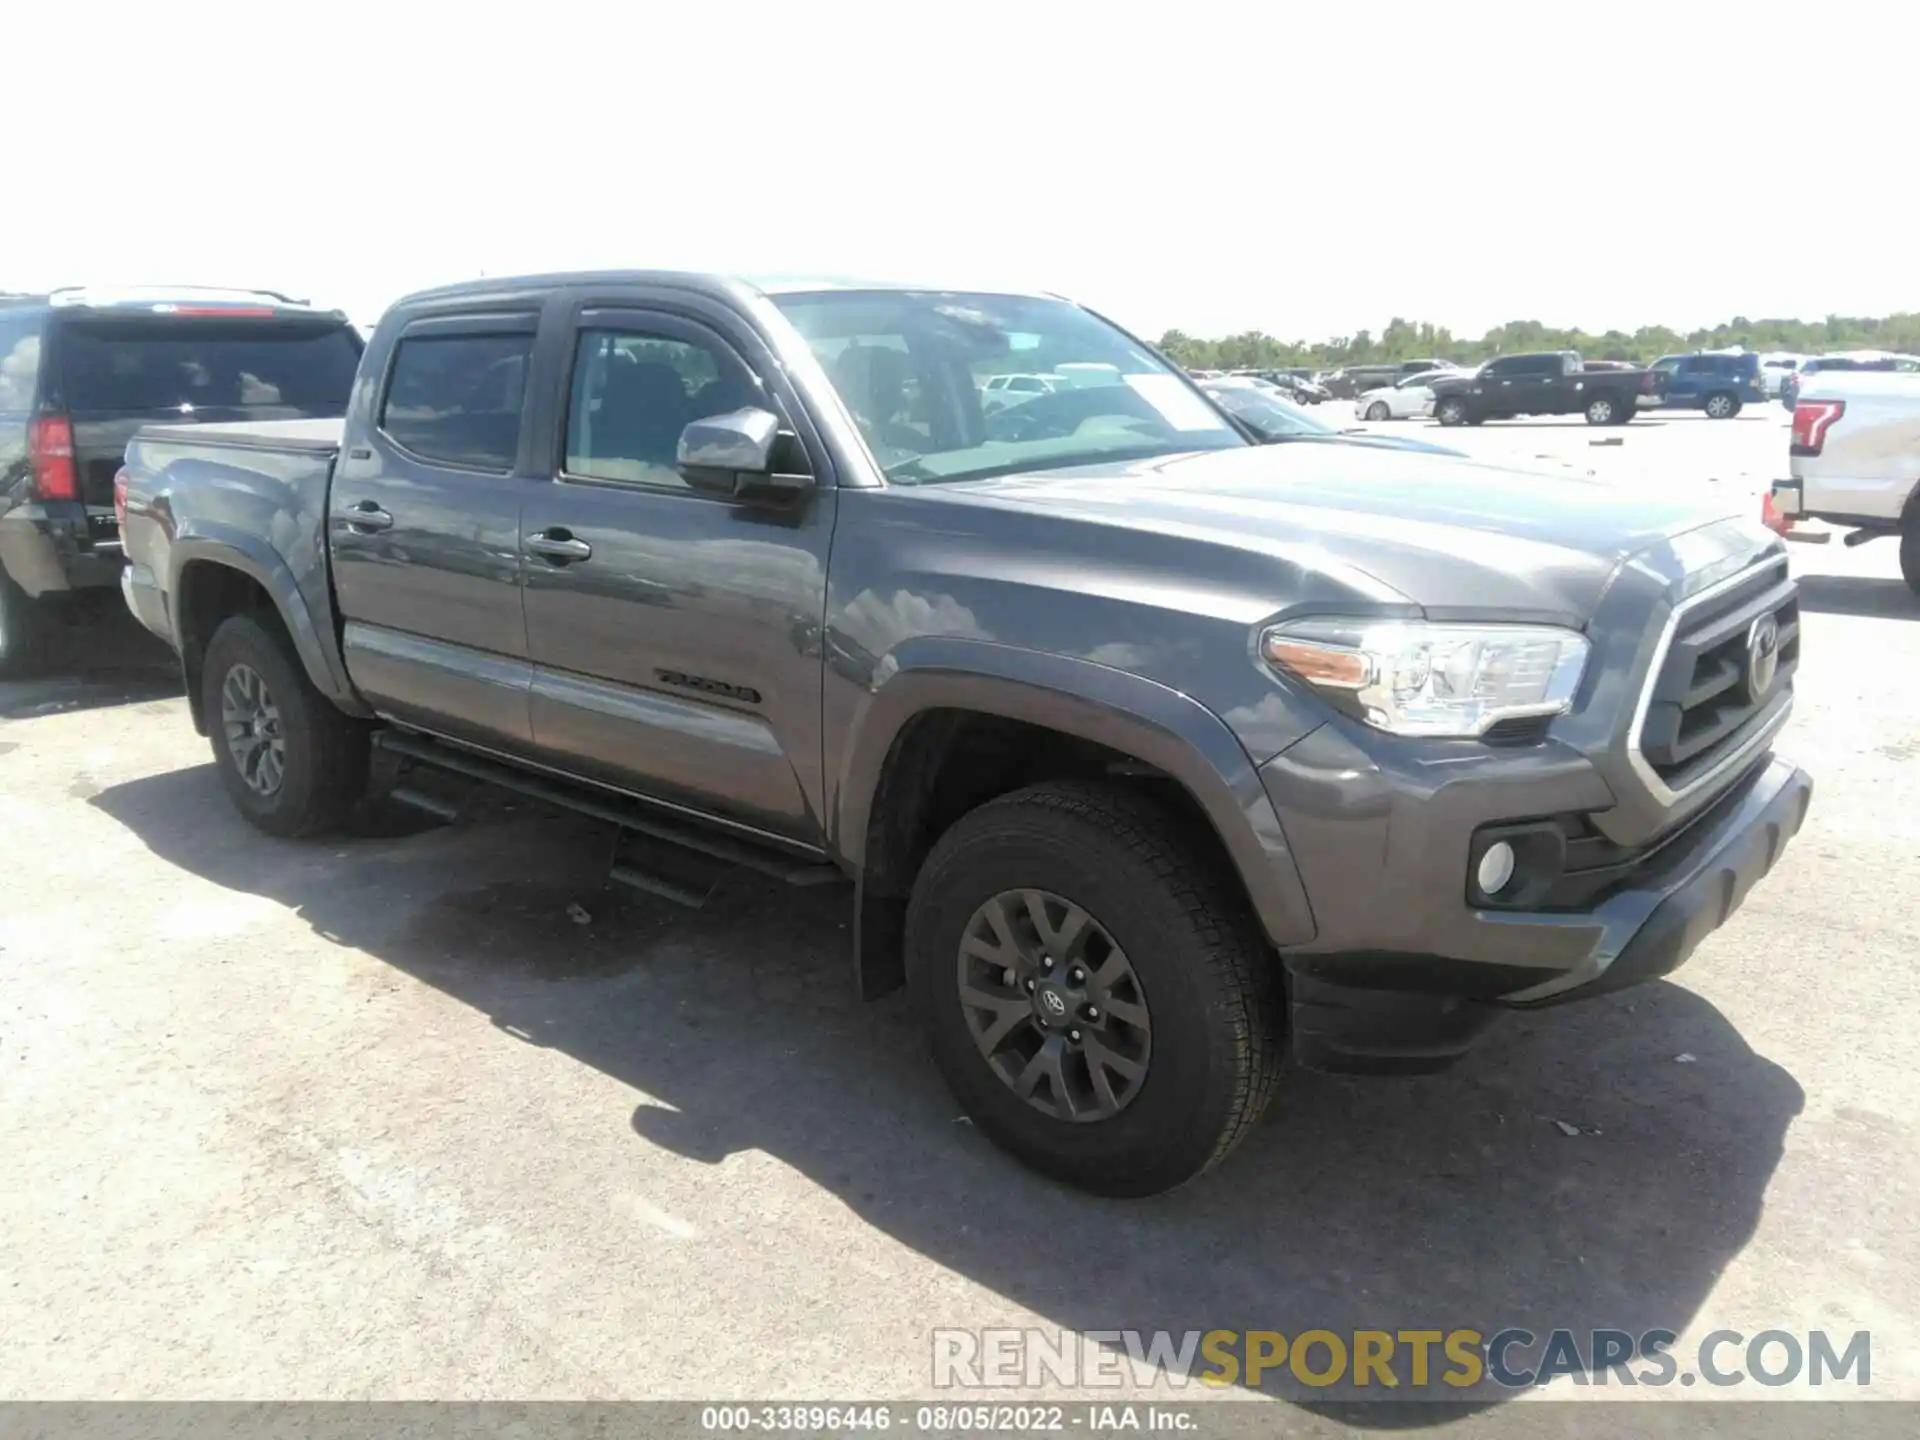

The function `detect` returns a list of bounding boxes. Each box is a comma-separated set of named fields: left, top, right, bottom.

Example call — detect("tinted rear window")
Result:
left=380, top=333, right=532, bottom=471
left=60, top=320, right=360, bottom=414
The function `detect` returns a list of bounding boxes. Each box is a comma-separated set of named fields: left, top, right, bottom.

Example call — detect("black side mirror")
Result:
left=677, top=407, right=812, bottom=502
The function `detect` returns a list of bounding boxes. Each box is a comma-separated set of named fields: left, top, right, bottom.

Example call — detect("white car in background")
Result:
left=1759, top=352, right=1804, bottom=399
left=979, top=372, right=1064, bottom=411
left=1353, top=367, right=1461, bottom=421
left=1772, top=369, right=1920, bottom=593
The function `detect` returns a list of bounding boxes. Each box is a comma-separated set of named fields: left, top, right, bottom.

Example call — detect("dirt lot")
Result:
left=3, top=408, right=1917, bottom=1419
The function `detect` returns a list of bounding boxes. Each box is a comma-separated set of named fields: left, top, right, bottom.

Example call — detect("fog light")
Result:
left=1477, top=841, right=1516, bottom=897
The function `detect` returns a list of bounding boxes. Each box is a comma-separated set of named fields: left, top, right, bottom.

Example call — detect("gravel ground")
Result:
left=2, top=408, right=1915, bottom=1424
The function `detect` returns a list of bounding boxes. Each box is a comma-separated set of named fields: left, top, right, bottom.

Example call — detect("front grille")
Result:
left=1634, top=555, right=1797, bottom=795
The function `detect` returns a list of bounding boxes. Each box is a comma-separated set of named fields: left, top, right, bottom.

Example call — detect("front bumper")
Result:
left=1262, top=721, right=1811, bottom=1069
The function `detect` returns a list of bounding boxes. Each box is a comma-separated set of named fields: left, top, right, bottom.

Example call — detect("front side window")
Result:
left=773, top=290, right=1242, bottom=485
left=381, top=332, right=532, bottom=471
left=565, top=326, right=773, bottom=490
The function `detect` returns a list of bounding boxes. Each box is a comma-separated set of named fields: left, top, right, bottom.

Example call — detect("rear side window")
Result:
left=381, top=333, right=532, bottom=471
left=0, top=312, right=42, bottom=413
left=59, top=321, right=360, bottom=414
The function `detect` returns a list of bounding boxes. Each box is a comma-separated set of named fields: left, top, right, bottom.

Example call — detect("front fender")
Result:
left=833, top=636, right=1317, bottom=950
left=168, top=523, right=366, bottom=715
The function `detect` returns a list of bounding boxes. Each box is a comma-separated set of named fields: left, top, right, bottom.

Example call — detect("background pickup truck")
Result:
left=120, top=271, right=1810, bottom=1196
left=1430, top=351, right=1662, bottom=426
left=1772, top=369, right=1920, bottom=593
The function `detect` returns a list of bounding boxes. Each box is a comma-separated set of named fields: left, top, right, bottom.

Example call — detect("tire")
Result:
left=0, top=568, right=47, bottom=680
left=1365, top=401, right=1391, bottom=422
left=1704, top=392, right=1740, bottom=419
left=1435, top=397, right=1468, bottom=427
left=201, top=613, right=369, bottom=837
left=906, top=780, right=1284, bottom=1197
left=1584, top=397, right=1618, bottom=425
left=1901, top=520, right=1920, bottom=598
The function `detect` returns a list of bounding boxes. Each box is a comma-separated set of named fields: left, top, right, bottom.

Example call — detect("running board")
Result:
left=371, top=730, right=846, bottom=897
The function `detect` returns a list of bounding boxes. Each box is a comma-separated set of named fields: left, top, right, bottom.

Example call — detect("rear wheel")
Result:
left=202, top=613, right=369, bottom=837
left=906, top=781, right=1284, bottom=1197
left=0, top=569, right=46, bottom=680
left=1435, top=397, right=1469, bottom=427
left=1704, top=391, right=1740, bottom=419
left=1584, top=396, right=1618, bottom=425
left=1365, top=401, right=1391, bottom=422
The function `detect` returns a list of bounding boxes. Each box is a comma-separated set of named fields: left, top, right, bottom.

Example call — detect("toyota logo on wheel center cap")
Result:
left=1040, top=989, right=1067, bottom=1016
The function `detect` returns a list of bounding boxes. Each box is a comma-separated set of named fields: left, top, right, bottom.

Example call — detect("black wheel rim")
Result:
left=955, top=889, right=1152, bottom=1123
left=220, top=662, right=286, bottom=797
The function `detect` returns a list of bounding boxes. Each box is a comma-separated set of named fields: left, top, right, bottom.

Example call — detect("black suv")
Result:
left=0, top=288, right=361, bottom=674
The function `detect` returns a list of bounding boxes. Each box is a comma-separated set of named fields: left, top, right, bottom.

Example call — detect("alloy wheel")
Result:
left=220, top=662, right=286, bottom=797
left=955, top=888, right=1152, bottom=1123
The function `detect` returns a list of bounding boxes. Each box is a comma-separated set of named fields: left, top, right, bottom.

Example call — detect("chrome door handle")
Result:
left=334, top=501, right=393, bottom=532
left=527, top=531, right=592, bottom=563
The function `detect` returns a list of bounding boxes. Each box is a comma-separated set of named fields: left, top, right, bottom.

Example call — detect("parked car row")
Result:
left=19, top=267, right=1807, bottom=1198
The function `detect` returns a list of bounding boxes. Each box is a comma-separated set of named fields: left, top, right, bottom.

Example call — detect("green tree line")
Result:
left=1157, top=314, right=1920, bottom=372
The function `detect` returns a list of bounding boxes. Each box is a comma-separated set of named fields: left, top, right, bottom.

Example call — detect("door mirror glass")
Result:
left=678, top=407, right=809, bottom=500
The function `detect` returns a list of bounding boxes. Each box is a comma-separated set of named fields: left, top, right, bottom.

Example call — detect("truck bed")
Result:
left=131, top=416, right=346, bottom=455
left=119, top=416, right=352, bottom=708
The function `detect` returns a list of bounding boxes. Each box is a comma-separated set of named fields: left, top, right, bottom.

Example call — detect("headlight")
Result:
left=1261, top=619, right=1590, bottom=738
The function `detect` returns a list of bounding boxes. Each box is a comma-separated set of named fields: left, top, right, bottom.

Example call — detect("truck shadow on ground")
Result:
left=92, top=768, right=1804, bottom=1421
left=0, top=611, right=180, bottom=720
left=1794, top=573, right=1920, bottom=620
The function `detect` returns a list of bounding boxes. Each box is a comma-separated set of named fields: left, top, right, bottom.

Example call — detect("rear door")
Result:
left=329, top=311, right=539, bottom=749
left=517, top=300, right=837, bottom=844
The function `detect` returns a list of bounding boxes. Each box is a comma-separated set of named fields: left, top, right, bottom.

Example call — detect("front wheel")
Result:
left=1365, top=401, right=1391, bottom=422
left=202, top=613, right=370, bottom=837
left=1901, top=519, right=1920, bottom=598
left=906, top=782, right=1284, bottom=1197
left=1584, top=397, right=1619, bottom=425
left=1435, top=397, right=1469, bottom=427
left=1704, top=392, right=1740, bottom=419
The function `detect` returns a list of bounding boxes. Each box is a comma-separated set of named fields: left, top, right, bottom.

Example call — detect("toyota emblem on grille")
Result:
left=1745, top=613, right=1781, bottom=700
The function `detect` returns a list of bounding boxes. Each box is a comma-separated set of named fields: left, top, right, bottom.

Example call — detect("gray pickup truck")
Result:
left=118, top=271, right=1812, bottom=1196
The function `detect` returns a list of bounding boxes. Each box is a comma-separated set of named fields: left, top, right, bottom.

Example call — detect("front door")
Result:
left=329, top=312, right=537, bottom=748
left=519, top=304, right=835, bottom=846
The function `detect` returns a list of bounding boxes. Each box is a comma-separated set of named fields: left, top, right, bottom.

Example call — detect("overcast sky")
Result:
left=8, top=0, right=1907, bottom=342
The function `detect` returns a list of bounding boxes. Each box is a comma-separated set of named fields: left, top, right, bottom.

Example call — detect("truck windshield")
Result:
left=772, top=291, right=1245, bottom=484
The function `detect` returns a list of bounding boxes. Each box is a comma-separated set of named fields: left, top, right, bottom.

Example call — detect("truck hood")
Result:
left=922, top=442, right=1736, bottom=624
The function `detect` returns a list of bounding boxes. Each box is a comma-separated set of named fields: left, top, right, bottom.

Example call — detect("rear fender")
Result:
left=169, top=524, right=367, bottom=727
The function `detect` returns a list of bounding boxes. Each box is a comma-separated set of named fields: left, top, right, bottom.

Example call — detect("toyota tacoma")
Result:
left=118, top=271, right=1811, bottom=1196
